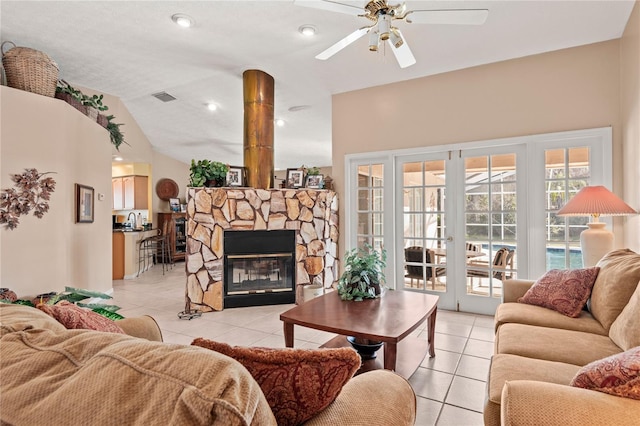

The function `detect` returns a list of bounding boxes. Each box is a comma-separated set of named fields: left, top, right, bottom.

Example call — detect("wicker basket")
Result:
left=1, top=41, right=59, bottom=97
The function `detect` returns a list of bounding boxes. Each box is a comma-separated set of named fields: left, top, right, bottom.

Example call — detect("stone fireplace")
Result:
left=185, top=187, right=338, bottom=312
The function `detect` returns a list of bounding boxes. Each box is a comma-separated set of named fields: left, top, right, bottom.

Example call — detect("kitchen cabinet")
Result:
left=112, top=229, right=157, bottom=279
left=112, top=175, right=148, bottom=210
left=157, top=212, right=187, bottom=261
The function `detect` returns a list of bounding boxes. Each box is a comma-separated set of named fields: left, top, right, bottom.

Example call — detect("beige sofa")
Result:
left=485, top=249, right=640, bottom=426
left=0, top=304, right=416, bottom=425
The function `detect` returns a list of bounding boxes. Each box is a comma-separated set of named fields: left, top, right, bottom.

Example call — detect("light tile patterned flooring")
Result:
left=113, top=265, right=493, bottom=426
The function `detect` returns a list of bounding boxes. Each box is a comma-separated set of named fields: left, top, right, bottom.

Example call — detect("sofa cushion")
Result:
left=192, top=338, right=360, bottom=426
left=570, top=346, right=640, bottom=400
left=589, top=249, right=640, bottom=330
left=494, top=303, right=607, bottom=335
left=0, top=328, right=276, bottom=425
left=0, top=303, right=67, bottom=336
left=609, top=280, right=640, bottom=351
left=36, top=300, right=125, bottom=334
left=518, top=267, right=599, bottom=317
left=496, top=323, right=622, bottom=366
left=484, top=354, right=580, bottom=426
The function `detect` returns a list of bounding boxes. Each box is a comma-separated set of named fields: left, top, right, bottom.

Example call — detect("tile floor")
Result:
left=112, top=265, right=493, bottom=426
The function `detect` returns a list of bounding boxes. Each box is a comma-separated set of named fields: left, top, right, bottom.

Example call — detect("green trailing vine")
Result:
left=56, top=80, right=127, bottom=150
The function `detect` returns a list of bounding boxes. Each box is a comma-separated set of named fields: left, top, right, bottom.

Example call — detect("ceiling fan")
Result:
left=295, top=0, right=489, bottom=68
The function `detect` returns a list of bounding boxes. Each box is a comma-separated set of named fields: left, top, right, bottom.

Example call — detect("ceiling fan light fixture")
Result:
left=390, top=28, right=403, bottom=48
left=368, top=31, right=379, bottom=51
left=378, top=15, right=391, bottom=40
left=298, top=25, right=317, bottom=36
left=171, top=13, right=194, bottom=28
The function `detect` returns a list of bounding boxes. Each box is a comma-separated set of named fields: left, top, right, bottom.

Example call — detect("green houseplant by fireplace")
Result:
left=337, top=244, right=387, bottom=302
left=189, top=160, right=229, bottom=187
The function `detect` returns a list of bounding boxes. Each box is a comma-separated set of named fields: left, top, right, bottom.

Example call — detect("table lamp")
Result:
left=557, top=186, right=637, bottom=267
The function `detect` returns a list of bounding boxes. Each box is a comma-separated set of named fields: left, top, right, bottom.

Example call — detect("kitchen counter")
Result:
left=112, top=229, right=159, bottom=279
left=113, top=227, right=156, bottom=233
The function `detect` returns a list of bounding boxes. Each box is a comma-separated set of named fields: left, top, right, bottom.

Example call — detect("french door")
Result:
left=395, top=145, right=525, bottom=314
left=345, top=127, right=611, bottom=315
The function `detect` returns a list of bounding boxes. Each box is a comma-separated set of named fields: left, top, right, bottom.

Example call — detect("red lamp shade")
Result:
left=557, top=186, right=637, bottom=218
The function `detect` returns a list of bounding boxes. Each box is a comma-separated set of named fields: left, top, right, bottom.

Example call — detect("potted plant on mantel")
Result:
left=337, top=243, right=387, bottom=359
left=189, top=160, right=229, bottom=187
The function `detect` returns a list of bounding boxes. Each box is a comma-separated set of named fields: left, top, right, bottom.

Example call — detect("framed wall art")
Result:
left=286, top=168, right=305, bottom=189
left=226, top=166, right=245, bottom=187
left=305, top=174, right=324, bottom=189
left=76, top=184, right=94, bottom=223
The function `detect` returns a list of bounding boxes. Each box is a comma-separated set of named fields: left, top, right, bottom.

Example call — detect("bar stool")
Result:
left=137, top=221, right=172, bottom=275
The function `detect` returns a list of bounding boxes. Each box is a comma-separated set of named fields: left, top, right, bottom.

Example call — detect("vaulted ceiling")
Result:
left=1, top=1, right=635, bottom=169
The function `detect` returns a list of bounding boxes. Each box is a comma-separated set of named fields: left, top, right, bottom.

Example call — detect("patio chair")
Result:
left=467, top=247, right=515, bottom=282
left=404, top=246, right=446, bottom=290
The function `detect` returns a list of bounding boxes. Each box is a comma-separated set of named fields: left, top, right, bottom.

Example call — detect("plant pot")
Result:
left=97, top=113, right=108, bottom=128
left=86, top=107, right=98, bottom=121
left=55, top=92, right=87, bottom=115
left=206, top=179, right=224, bottom=188
left=347, top=336, right=383, bottom=360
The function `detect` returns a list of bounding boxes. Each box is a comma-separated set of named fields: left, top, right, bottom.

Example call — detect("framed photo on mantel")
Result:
left=305, top=174, right=324, bottom=189
left=226, top=166, right=245, bottom=187
left=286, top=168, right=305, bottom=189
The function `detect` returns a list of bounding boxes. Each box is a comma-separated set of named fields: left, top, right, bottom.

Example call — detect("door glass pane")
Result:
left=465, top=154, right=518, bottom=299
left=545, top=147, right=590, bottom=269
left=356, top=163, right=385, bottom=254
left=402, top=160, right=447, bottom=292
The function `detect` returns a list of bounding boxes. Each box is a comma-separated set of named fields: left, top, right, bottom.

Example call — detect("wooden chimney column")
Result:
left=243, top=70, right=274, bottom=189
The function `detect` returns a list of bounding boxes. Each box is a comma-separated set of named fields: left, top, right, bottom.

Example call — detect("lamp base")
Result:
left=580, top=222, right=614, bottom=267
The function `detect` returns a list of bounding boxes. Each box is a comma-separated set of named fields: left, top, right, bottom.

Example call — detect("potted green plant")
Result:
left=337, top=244, right=387, bottom=301
left=189, top=160, right=229, bottom=187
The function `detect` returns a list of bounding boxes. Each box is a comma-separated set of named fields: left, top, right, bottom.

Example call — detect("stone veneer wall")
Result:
left=185, top=187, right=339, bottom=312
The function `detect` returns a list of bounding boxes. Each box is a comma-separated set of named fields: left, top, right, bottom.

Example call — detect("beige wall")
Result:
left=620, top=0, right=640, bottom=252
left=332, top=39, right=634, bottom=263
left=1, top=86, right=112, bottom=295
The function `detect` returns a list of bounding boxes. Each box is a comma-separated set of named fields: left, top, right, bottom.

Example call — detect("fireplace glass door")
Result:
left=226, top=253, right=293, bottom=295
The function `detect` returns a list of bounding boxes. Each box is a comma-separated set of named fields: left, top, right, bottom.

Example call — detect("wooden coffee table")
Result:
left=280, top=290, right=439, bottom=379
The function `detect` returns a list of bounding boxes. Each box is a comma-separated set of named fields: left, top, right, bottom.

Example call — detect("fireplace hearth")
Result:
left=223, top=230, right=295, bottom=308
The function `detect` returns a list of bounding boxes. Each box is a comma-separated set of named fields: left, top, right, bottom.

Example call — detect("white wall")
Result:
left=1, top=86, right=112, bottom=296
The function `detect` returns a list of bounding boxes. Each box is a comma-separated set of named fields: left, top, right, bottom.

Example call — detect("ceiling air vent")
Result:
left=151, top=91, right=177, bottom=102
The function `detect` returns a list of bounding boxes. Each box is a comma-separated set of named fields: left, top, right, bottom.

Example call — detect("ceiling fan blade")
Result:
left=406, top=9, right=489, bottom=25
left=294, top=0, right=363, bottom=16
left=388, top=30, right=416, bottom=69
left=316, top=27, right=370, bottom=60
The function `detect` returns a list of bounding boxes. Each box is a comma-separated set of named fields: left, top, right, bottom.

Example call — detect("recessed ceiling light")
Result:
left=275, top=119, right=285, bottom=127
left=172, top=13, right=194, bottom=28
left=298, top=25, right=317, bottom=36
left=207, top=103, right=217, bottom=111
left=113, top=155, right=123, bottom=162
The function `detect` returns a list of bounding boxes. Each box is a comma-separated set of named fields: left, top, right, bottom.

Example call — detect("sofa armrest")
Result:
left=303, top=370, right=416, bottom=426
left=116, top=315, right=163, bottom=342
left=502, top=380, right=640, bottom=426
left=502, top=279, right=535, bottom=303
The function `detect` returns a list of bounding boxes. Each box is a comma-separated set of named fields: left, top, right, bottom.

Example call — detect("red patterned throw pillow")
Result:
left=192, top=338, right=361, bottom=426
left=571, top=346, right=640, bottom=400
left=518, top=267, right=600, bottom=317
left=36, top=301, right=125, bottom=334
